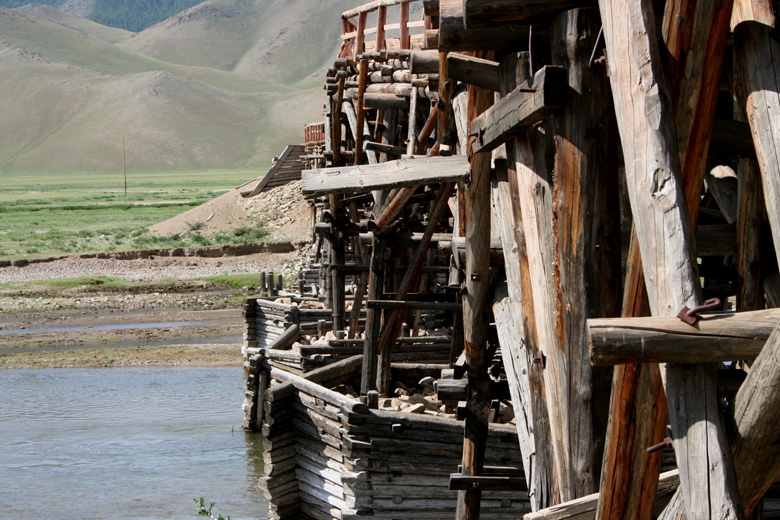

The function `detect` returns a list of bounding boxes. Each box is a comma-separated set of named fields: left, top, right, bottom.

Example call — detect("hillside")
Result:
left=0, top=0, right=357, bottom=174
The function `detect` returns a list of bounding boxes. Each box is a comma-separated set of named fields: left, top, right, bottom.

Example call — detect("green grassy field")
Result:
left=0, top=170, right=267, bottom=260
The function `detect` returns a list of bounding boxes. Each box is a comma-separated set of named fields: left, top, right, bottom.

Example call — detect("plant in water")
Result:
left=193, top=497, right=230, bottom=520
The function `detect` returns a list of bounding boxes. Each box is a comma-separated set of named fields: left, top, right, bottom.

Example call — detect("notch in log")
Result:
left=470, top=66, right=567, bottom=154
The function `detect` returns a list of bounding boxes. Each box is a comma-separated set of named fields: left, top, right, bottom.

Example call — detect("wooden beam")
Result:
left=439, top=0, right=528, bottom=52
left=301, top=155, right=469, bottom=197
left=731, top=322, right=780, bottom=515
left=588, top=308, right=780, bottom=366
left=598, top=0, right=744, bottom=517
left=447, top=53, right=500, bottom=91
left=463, top=0, right=593, bottom=28
left=470, top=65, right=567, bottom=154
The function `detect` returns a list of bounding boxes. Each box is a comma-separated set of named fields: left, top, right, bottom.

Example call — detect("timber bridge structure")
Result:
left=243, top=0, right=780, bottom=518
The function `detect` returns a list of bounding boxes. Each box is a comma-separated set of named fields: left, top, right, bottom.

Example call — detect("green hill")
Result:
left=0, top=0, right=359, bottom=174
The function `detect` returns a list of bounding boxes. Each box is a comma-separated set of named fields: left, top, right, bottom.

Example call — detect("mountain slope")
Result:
left=15, top=3, right=132, bottom=43
left=121, top=0, right=355, bottom=84
left=0, top=0, right=357, bottom=174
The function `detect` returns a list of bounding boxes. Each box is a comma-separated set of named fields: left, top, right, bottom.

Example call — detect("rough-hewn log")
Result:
left=588, top=308, right=780, bottom=365
left=455, top=70, right=494, bottom=520
left=364, top=92, right=408, bottom=109
left=447, top=53, right=500, bottom=91
left=301, top=155, right=469, bottom=197
left=469, top=65, right=567, bottom=154
left=731, top=322, right=780, bottom=515
left=439, top=0, right=528, bottom=52
left=410, top=50, right=440, bottom=73
left=549, top=8, right=619, bottom=498
left=734, top=16, right=780, bottom=271
left=462, top=0, right=592, bottom=28
left=598, top=0, right=743, bottom=516
left=497, top=51, right=557, bottom=508
left=361, top=235, right=385, bottom=395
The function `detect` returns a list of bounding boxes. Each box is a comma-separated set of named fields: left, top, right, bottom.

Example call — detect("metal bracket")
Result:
left=532, top=350, right=546, bottom=369
left=676, top=297, right=722, bottom=326
left=647, top=436, right=673, bottom=454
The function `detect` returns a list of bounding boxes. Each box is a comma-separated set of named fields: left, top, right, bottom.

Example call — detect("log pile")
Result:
left=245, top=0, right=780, bottom=518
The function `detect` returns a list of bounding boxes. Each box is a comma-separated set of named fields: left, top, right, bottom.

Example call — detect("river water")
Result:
left=0, top=367, right=269, bottom=519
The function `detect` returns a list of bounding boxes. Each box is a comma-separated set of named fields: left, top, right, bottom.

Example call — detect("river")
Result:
left=0, top=367, right=269, bottom=519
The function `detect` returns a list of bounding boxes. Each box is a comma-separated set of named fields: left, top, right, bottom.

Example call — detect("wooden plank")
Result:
left=361, top=235, right=385, bottom=395
left=241, top=145, right=303, bottom=198
left=301, top=155, right=469, bottom=197
left=524, top=470, right=679, bottom=520
left=588, top=308, right=780, bottom=365
left=598, top=0, right=744, bottom=516
left=470, top=65, right=567, bottom=154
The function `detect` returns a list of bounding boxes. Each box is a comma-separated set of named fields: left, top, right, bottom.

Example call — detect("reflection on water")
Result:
left=0, top=367, right=268, bottom=519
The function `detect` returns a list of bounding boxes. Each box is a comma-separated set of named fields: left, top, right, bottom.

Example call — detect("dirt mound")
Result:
left=150, top=179, right=311, bottom=245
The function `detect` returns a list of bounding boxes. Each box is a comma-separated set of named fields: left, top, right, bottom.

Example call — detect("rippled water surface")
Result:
left=0, top=367, right=268, bottom=519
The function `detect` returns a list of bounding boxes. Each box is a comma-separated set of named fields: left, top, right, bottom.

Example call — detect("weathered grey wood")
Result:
left=549, top=8, right=618, bottom=498
left=410, top=50, right=440, bottom=73
left=588, top=309, right=780, bottom=365
left=342, top=100, right=379, bottom=166
left=470, top=66, right=567, bottom=154
left=361, top=235, right=385, bottom=395
left=734, top=16, right=780, bottom=270
left=301, top=155, right=469, bottom=197
left=731, top=322, right=780, bottom=515
left=598, top=0, right=743, bottom=517
left=462, top=0, right=592, bottom=28
left=447, top=53, right=500, bottom=91
left=523, top=470, right=680, bottom=520
left=264, top=362, right=368, bottom=415
left=366, top=299, right=462, bottom=311
left=449, top=474, right=527, bottom=492
left=364, top=93, right=408, bottom=109
left=456, top=75, right=494, bottom=520
left=497, top=51, right=557, bottom=509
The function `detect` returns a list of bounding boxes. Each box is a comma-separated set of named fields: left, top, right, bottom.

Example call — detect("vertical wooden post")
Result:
left=733, top=2, right=780, bottom=271
left=355, top=59, right=369, bottom=166
left=407, top=87, right=419, bottom=155
left=456, top=70, right=493, bottom=520
left=361, top=235, right=385, bottom=395
left=376, top=6, right=387, bottom=51
left=497, top=51, right=558, bottom=508
left=400, top=2, right=410, bottom=49
left=356, top=11, right=367, bottom=57
left=330, top=196, right=345, bottom=333
left=598, top=0, right=732, bottom=515
left=598, top=0, right=744, bottom=517
left=550, top=8, right=620, bottom=498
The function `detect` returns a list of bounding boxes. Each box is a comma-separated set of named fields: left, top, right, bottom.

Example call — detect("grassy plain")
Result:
left=0, top=170, right=266, bottom=260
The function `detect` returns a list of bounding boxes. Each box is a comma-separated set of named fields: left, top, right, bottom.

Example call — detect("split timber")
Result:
left=244, top=0, right=780, bottom=519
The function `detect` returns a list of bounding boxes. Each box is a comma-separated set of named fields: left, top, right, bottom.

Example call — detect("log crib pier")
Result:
left=243, top=0, right=780, bottom=518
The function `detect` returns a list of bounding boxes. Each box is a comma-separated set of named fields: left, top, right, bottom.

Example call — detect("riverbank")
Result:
left=0, top=251, right=304, bottom=369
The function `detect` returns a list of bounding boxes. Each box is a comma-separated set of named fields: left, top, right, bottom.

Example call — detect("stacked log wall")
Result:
left=258, top=372, right=530, bottom=520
